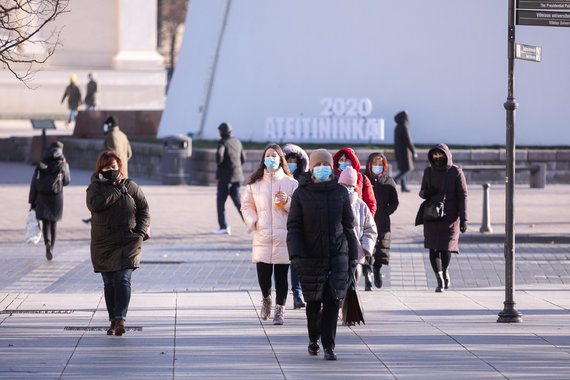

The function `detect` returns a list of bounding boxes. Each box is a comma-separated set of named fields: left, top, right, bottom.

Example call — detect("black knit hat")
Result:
left=104, top=116, right=119, bottom=128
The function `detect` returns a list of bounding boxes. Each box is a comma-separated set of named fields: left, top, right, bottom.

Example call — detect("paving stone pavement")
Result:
left=1, top=161, right=569, bottom=379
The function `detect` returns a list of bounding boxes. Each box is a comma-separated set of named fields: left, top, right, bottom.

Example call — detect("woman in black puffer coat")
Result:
left=364, top=153, right=399, bottom=288
left=287, top=149, right=357, bottom=361
left=86, top=150, right=150, bottom=336
left=28, top=141, right=70, bottom=261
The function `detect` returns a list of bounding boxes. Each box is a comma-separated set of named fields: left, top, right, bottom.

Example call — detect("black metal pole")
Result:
left=498, top=0, right=522, bottom=323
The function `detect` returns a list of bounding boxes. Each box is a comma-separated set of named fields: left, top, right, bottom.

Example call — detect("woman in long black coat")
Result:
left=86, top=150, right=150, bottom=336
left=287, top=149, right=357, bottom=361
left=420, top=143, right=468, bottom=292
left=364, top=153, right=399, bottom=288
left=393, top=110, right=417, bottom=192
left=28, top=141, right=70, bottom=261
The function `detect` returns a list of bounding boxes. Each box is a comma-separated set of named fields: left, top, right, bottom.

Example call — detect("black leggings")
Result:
left=256, top=262, right=289, bottom=306
left=41, top=219, right=57, bottom=248
left=429, top=249, right=451, bottom=273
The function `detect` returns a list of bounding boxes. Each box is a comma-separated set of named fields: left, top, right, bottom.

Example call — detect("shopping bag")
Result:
left=25, top=210, right=42, bottom=244
left=341, top=273, right=365, bottom=326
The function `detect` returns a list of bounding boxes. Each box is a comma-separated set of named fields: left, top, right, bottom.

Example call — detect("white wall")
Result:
left=159, top=0, right=570, bottom=145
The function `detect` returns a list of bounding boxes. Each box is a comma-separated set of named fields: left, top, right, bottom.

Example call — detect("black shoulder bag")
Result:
left=423, top=168, right=449, bottom=222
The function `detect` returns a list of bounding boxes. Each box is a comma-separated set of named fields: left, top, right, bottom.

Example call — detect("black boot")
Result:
left=443, top=270, right=450, bottom=289
left=435, top=271, right=444, bottom=292
left=45, top=244, right=53, bottom=261
left=373, top=267, right=382, bottom=288
left=364, top=272, right=373, bottom=291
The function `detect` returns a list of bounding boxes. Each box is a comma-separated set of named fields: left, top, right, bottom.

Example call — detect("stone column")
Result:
left=112, top=0, right=164, bottom=71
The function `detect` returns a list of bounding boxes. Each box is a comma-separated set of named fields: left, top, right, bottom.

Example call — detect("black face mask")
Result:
left=433, top=157, right=447, bottom=168
left=101, top=169, right=120, bottom=181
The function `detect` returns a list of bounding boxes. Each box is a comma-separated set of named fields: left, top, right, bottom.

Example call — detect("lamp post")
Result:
left=498, top=0, right=522, bottom=323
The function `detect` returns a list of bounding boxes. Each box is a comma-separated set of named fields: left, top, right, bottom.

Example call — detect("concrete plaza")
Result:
left=0, top=161, right=569, bottom=379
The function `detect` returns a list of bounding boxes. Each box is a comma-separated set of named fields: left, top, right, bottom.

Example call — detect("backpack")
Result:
left=36, top=169, right=63, bottom=195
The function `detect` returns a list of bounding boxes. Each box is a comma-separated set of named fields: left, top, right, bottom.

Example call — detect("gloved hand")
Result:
left=460, top=220, right=468, bottom=233
left=424, top=187, right=439, bottom=198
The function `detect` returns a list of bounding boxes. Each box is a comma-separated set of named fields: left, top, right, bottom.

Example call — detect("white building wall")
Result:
left=0, top=0, right=165, bottom=119
left=159, top=0, right=570, bottom=145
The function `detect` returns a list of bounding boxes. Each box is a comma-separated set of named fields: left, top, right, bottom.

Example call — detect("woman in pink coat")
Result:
left=241, top=144, right=298, bottom=325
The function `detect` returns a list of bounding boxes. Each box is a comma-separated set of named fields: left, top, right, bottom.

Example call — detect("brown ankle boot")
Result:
left=114, top=319, right=126, bottom=336
left=106, top=320, right=116, bottom=335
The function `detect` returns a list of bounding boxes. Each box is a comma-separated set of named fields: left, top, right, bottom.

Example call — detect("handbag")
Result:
left=25, top=210, right=42, bottom=244
left=341, top=272, right=365, bottom=326
left=422, top=167, right=449, bottom=223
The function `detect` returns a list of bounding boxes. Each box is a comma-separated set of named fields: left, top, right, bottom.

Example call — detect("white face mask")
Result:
left=103, top=123, right=109, bottom=133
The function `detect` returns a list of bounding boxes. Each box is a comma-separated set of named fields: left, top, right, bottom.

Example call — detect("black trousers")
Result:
left=41, top=219, right=56, bottom=248
left=256, top=262, right=289, bottom=305
left=216, top=181, right=243, bottom=229
left=306, top=280, right=340, bottom=350
left=429, top=249, right=452, bottom=273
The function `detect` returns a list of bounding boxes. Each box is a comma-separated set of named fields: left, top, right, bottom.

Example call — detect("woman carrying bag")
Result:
left=86, top=150, right=150, bottom=336
left=419, top=143, right=468, bottom=292
left=28, top=141, right=70, bottom=261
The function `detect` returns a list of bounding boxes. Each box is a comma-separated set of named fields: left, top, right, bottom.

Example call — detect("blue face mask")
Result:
left=313, top=166, right=332, bottom=181
left=371, top=165, right=384, bottom=175
left=338, top=162, right=352, bottom=171
left=264, top=156, right=280, bottom=170
left=287, top=163, right=297, bottom=173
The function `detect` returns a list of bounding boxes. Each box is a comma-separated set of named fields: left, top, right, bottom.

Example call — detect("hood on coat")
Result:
left=428, top=143, right=453, bottom=169
left=394, top=110, right=409, bottom=126
left=333, top=148, right=361, bottom=176
left=282, top=143, right=309, bottom=175
left=40, top=145, right=65, bottom=173
left=365, top=152, right=388, bottom=179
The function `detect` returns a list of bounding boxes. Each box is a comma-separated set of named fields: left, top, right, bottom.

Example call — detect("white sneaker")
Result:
left=212, top=227, right=231, bottom=235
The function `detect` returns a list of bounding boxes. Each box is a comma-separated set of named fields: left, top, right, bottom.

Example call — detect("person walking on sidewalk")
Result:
left=84, top=72, right=98, bottom=111
left=103, top=116, right=132, bottom=177
left=86, top=150, right=150, bottom=336
left=420, top=143, right=468, bottom=292
left=82, top=116, right=132, bottom=226
left=28, top=141, right=70, bottom=261
left=241, top=144, right=298, bottom=325
left=61, top=74, right=82, bottom=128
left=287, top=149, right=358, bottom=360
left=364, top=153, right=399, bottom=288
left=213, top=122, right=246, bottom=235
left=332, top=147, right=377, bottom=216
left=393, top=110, right=417, bottom=192
left=338, top=166, right=378, bottom=291
left=282, top=143, right=309, bottom=309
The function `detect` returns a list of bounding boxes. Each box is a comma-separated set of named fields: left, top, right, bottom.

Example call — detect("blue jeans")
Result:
left=290, top=266, right=303, bottom=299
left=101, top=269, right=133, bottom=321
left=67, top=109, right=78, bottom=123
left=216, top=181, right=243, bottom=229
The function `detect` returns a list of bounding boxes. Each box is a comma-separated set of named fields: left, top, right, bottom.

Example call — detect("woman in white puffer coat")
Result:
left=241, top=143, right=298, bottom=325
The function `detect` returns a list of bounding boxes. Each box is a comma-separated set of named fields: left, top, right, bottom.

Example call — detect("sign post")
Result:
left=499, top=0, right=569, bottom=324
left=498, top=0, right=523, bottom=324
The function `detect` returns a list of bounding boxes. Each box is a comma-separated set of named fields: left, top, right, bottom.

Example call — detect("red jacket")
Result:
left=333, top=148, right=377, bottom=216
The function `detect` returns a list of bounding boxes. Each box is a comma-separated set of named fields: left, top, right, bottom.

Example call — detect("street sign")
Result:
left=517, top=1, right=570, bottom=10
left=515, top=43, right=542, bottom=61
left=517, top=10, right=570, bottom=26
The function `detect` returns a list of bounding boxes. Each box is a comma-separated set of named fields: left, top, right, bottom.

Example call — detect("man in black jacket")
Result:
left=213, top=122, right=246, bottom=235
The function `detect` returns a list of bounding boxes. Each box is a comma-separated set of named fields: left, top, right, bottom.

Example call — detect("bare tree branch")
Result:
left=0, top=0, right=69, bottom=86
